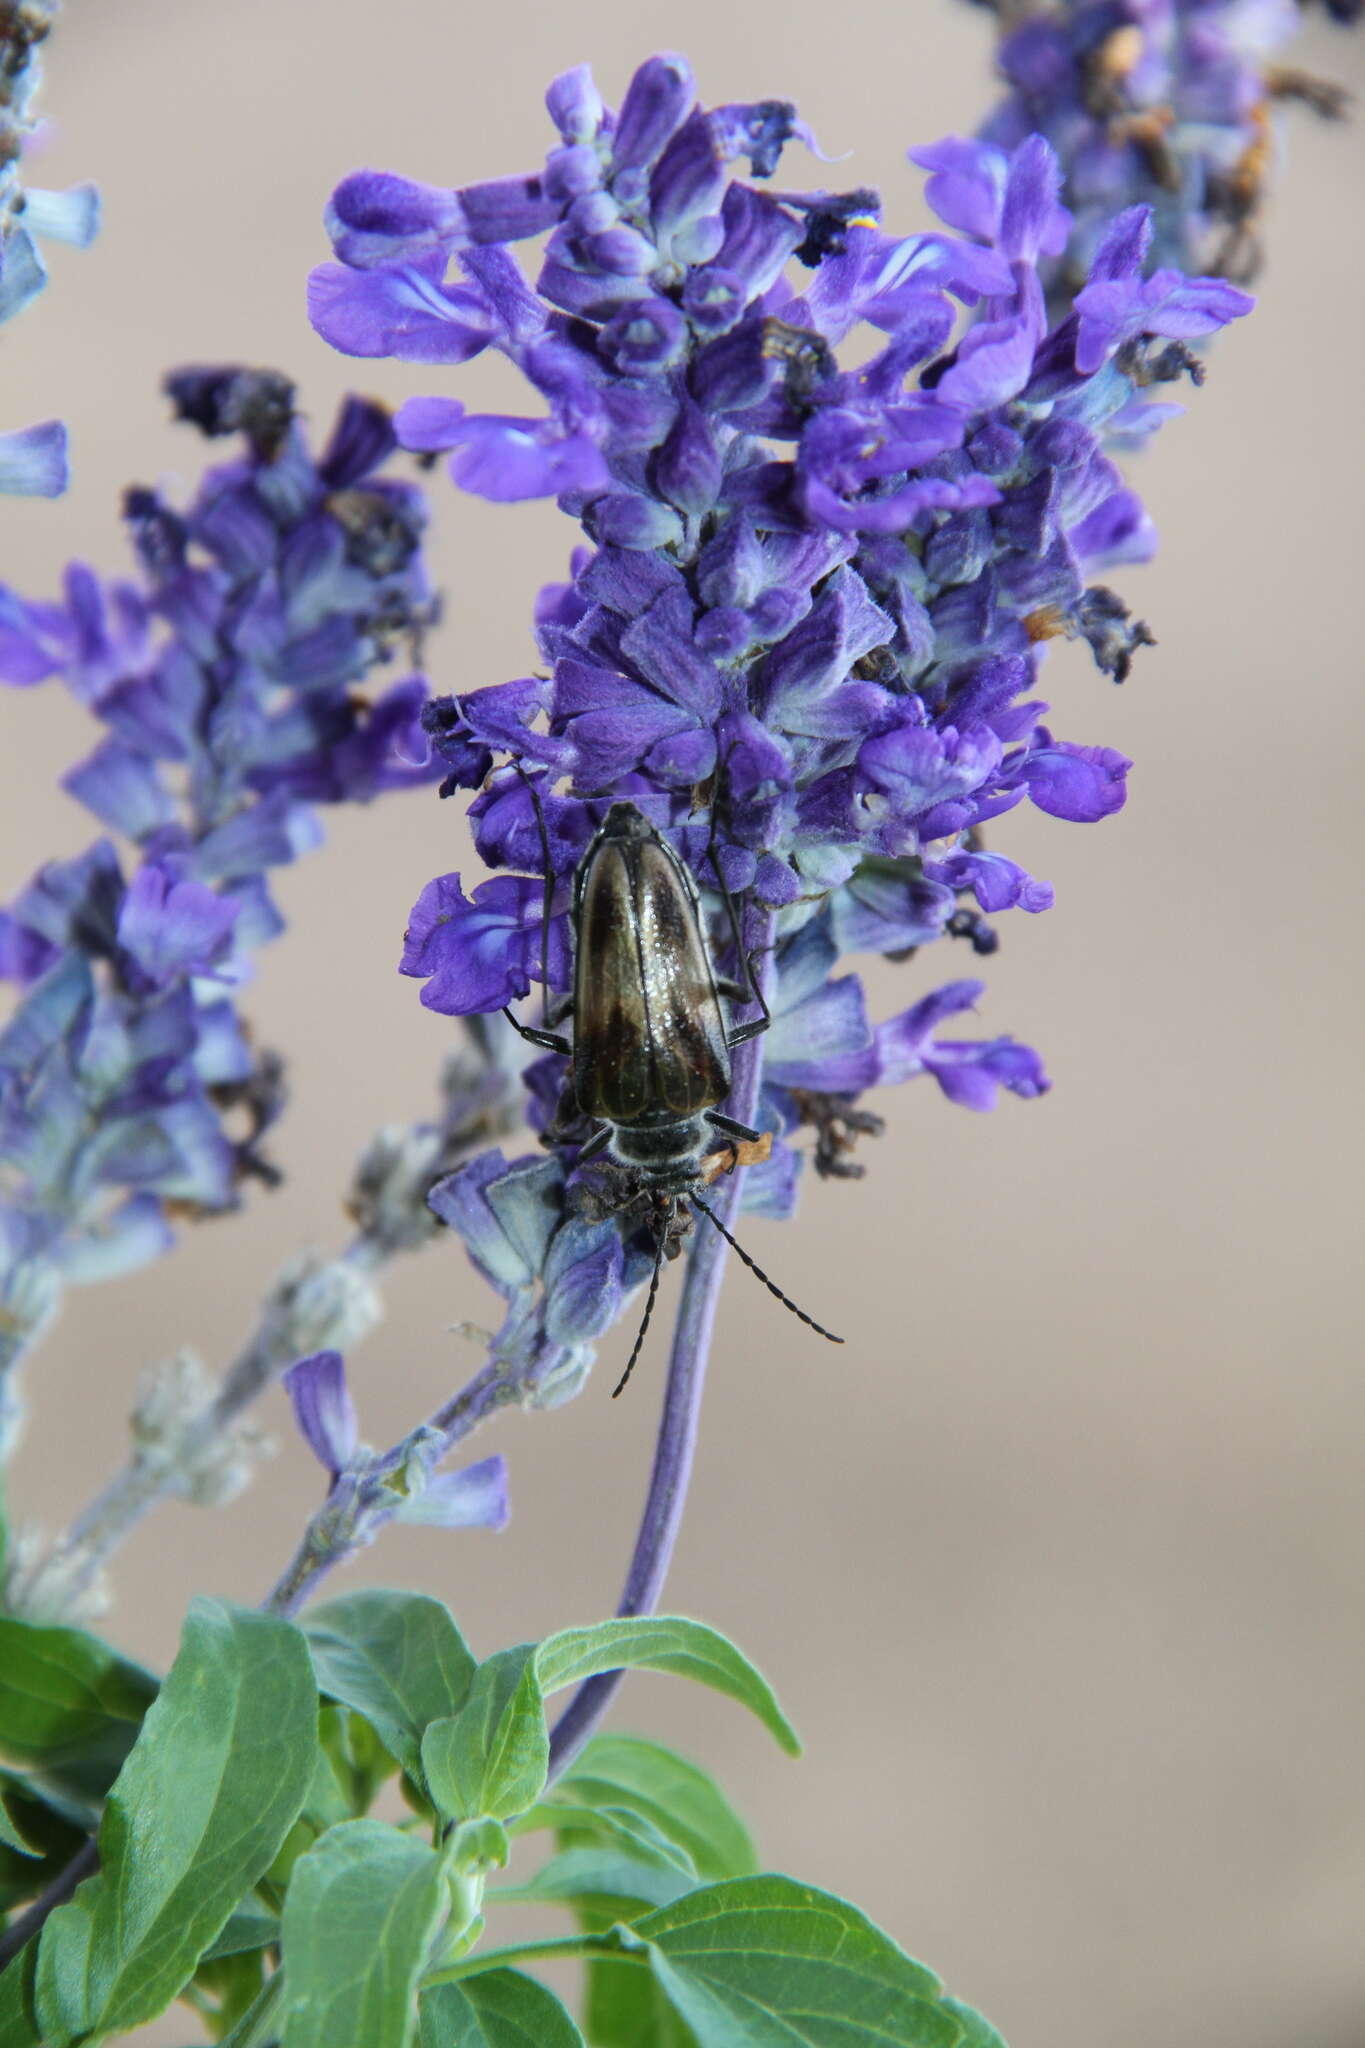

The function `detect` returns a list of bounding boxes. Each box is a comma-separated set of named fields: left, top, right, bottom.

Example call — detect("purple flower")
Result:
left=875, top=980, right=1050, bottom=1108
left=284, top=1350, right=360, bottom=1477
left=401, top=874, right=569, bottom=1014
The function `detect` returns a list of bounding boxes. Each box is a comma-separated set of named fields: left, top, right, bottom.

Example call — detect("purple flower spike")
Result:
left=284, top=1350, right=359, bottom=1477
left=974, top=0, right=1345, bottom=299
left=303, top=53, right=1253, bottom=1426
left=0, top=377, right=438, bottom=1333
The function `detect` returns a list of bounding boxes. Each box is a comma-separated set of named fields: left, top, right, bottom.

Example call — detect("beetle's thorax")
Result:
left=604, top=1114, right=711, bottom=1184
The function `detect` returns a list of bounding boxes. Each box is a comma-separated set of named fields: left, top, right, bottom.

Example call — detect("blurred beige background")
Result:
left=2, top=1, right=1363, bottom=2043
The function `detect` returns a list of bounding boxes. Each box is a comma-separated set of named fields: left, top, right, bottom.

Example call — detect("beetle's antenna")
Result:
left=690, top=1193, right=843, bottom=1344
left=510, top=760, right=556, bottom=1030
left=612, top=1233, right=666, bottom=1399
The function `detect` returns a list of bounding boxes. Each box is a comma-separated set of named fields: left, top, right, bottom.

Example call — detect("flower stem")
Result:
left=9, top=1240, right=385, bottom=1620
left=547, top=920, right=771, bottom=1779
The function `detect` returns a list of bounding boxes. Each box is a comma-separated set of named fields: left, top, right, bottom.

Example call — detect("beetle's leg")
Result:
left=501, top=1005, right=571, bottom=1056
left=508, top=759, right=562, bottom=1033
left=699, top=761, right=773, bottom=1044
left=576, top=1123, right=613, bottom=1163
left=725, top=1016, right=770, bottom=1048
left=704, top=1109, right=762, bottom=1143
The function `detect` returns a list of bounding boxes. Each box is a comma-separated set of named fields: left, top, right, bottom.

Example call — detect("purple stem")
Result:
left=546, top=932, right=771, bottom=1779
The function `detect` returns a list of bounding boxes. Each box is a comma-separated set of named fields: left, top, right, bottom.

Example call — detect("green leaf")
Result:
left=305, top=1592, right=477, bottom=1777
left=521, top=1797, right=700, bottom=1880
left=493, top=1845, right=694, bottom=1914
left=534, top=1620, right=799, bottom=1757
left=0, top=1616, right=156, bottom=1801
left=0, top=1946, right=40, bottom=2048
left=317, top=1702, right=390, bottom=1816
left=620, top=1875, right=1006, bottom=2048
left=217, top=1969, right=284, bottom=2048
left=422, top=1650, right=548, bottom=1824
left=0, top=1790, right=42, bottom=1857
left=194, top=1945, right=268, bottom=2034
left=420, top=1969, right=584, bottom=2047
left=33, top=1597, right=317, bottom=2043
left=201, top=1907, right=281, bottom=1961
left=546, top=1736, right=757, bottom=1882
left=583, top=1959, right=698, bottom=2048
left=543, top=1739, right=748, bottom=2048
left=279, top=1818, right=447, bottom=2048
left=0, top=1770, right=90, bottom=1917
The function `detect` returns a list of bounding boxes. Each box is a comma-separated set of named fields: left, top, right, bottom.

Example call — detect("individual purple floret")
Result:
left=970, top=0, right=1356, bottom=298
left=0, top=2, right=100, bottom=495
left=309, top=54, right=1249, bottom=1383
left=275, top=1347, right=508, bottom=1604
left=0, top=372, right=436, bottom=1406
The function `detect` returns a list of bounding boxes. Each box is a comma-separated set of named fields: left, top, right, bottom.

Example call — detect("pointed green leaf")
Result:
left=33, top=1597, right=317, bottom=2044
left=422, top=1650, right=548, bottom=1824
left=305, top=1592, right=477, bottom=1777
left=493, top=1845, right=694, bottom=1914
left=0, top=1616, right=156, bottom=1801
left=280, top=1818, right=447, bottom=2048
left=420, top=1969, right=584, bottom=2047
left=0, top=1792, right=41, bottom=1857
left=534, top=1620, right=799, bottom=1756
left=622, top=1875, right=1006, bottom=2048
left=547, top=1736, right=756, bottom=1882
left=518, top=1797, right=699, bottom=1881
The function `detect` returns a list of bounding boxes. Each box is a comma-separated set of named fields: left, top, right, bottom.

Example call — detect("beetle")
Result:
left=502, top=793, right=842, bottom=1395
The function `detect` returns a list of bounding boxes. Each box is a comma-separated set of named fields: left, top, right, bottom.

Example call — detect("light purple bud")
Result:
left=546, top=63, right=604, bottom=144
left=612, top=54, right=695, bottom=172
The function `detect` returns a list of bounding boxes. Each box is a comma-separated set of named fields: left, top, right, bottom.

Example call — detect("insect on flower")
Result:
left=503, top=788, right=843, bottom=1396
